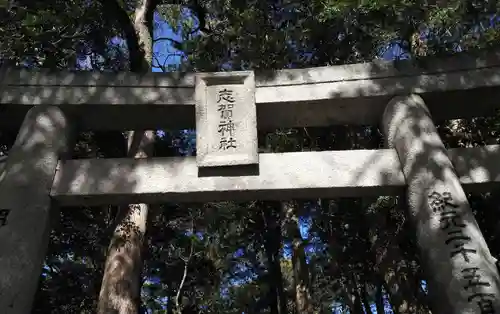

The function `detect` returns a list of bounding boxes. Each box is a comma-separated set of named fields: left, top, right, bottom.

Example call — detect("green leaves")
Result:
left=157, top=4, right=183, bottom=33
left=4, top=0, right=500, bottom=313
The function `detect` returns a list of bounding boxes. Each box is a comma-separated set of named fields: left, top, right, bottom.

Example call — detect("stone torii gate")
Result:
left=2, top=50, right=500, bottom=313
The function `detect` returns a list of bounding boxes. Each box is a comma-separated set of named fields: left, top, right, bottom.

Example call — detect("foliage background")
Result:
left=2, top=1, right=500, bottom=313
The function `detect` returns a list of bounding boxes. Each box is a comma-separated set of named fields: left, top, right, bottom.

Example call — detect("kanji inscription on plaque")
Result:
left=195, top=71, right=258, bottom=168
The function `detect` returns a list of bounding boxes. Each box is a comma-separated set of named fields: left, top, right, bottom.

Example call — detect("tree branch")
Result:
left=97, top=0, right=144, bottom=72
left=153, top=36, right=182, bottom=45
left=152, top=53, right=166, bottom=72
left=188, top=0, right=211, bottom=35
left=174, top=217, right=195, bottom=314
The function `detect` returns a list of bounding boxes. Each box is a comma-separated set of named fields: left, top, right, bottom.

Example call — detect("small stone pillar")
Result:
left=382, top=94, right=500, bottom=313
left=0, top=105, right=73, bottom=314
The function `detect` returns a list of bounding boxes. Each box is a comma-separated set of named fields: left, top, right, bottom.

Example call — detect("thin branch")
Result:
left=174, top=243, right=192, bottom=311
left=153, top=36, right=182, bottom=45
left=152, top=53, right=167, bottom=72
left=152, top=53, right=179, bottom=72
left=174, top=216, right=195, bottom=314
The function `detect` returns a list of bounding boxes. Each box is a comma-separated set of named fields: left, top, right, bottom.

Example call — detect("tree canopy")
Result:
left=2, top=0, right=500, bottom=313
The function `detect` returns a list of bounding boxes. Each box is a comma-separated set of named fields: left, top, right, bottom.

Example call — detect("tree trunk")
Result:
left=360, top=281, right=373, bottom=314
left=97, top=0, right=156, bottom=313
left=340, top=286, right=357, bottom=314
left=262, top=202, right=288, bottom=314
left=358, top=193, right=423, bottom=314
left=375, top=277, right=386, bottom=314
left=167, top=286, right=175, bottom=314
left=348, top=274, right=364, bottom=314
left=374, top=216, right=421, bottom=313
left=282, top=200, right=314, bottom=314
left=97, top=132, right=154, bottom=314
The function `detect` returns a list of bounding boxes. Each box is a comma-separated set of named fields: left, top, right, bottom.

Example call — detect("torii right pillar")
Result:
left=382, top=94, right=500, bottom=313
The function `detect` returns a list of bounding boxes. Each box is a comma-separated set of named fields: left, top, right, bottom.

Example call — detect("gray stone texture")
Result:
left=49, top=144, right=500, bottom=206
left=0, top=105, right=73, bottom=314
left=1, top=49, right=500, bottom=131
left=2, top=50, right=500, bottom=313
left=195, top=71, right=258, bottom=168
left=382, top=94, right=500, bottom=313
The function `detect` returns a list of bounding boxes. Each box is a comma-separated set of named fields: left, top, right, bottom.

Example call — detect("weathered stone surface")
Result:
left=0, top=105, right=73, bottom=314
left=382, top=94, right=500, bottom=314
left=195, top=71, right=258, bottom=168
left=50, top=145, right=500, bottom=206
left=1, top=50, right=500, bottom=130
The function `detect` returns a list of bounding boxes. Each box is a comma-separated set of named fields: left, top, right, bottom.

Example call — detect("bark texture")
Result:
left=282, top=200, right=314, bottom=314
left=97, top=0, right=156, bottom=313
left=262, top=203, right=288, bottom=314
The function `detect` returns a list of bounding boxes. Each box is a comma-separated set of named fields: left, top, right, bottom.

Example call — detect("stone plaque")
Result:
left=195, top=71, right=258, bottom=168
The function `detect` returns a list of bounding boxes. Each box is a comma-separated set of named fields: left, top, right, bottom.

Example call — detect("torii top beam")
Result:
left=1, top=49, right=500, bottom=131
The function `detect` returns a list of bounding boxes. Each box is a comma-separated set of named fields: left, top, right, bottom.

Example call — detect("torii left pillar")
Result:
left=0, top=105, right=74, bottom=314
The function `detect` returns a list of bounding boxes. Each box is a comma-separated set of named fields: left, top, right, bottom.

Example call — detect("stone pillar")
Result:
left=382, top=94, right=500, bottom=313
left=0, top=105, right=73, bottom=314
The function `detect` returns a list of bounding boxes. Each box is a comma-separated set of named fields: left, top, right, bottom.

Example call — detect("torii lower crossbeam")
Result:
left=50, top=145, right=500, bottom=206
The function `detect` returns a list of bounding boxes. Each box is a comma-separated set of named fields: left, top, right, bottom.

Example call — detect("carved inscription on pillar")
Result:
left=383, top=94, right=500, bottom=314
left=195, top=71, right=258, bottom=168
left=0, top=209, right=10, bottom=227
left=429, top=191, right=498, bottom=314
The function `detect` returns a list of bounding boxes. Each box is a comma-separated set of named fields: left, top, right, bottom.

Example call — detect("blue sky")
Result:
left=152, top=11, right=185, bottom=72
left=82, top=9, right=500, bottom=313
left=146, top=13, right=440, bottom=312
left=146, top=14, right=400, bottom=314
left=33, top=6, right=500, bottom=314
